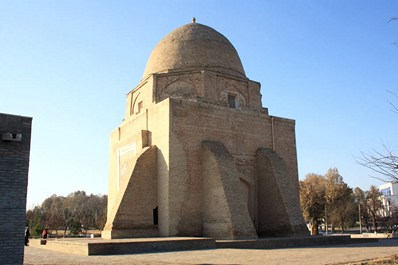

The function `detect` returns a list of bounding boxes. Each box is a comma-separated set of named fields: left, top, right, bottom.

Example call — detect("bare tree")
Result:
left=41, top=195, right=65, bottom=234
left=357, top=90, right=398, bottom=182
left=357, top=145, right=398, bottom=182
left=388, top=17, right=398, bottom=23
left=388, top=17, right=398, bottom=46
left=353, top=187, right=370, bottom=230
left=366, top=185, right=384, bottom=231
left=26, top=191, right=107, bottom=236
left=388, top=90, right=398, bottom=113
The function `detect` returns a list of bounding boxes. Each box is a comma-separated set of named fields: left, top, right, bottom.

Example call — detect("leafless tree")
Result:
left=357, top=90, right=398, bottom=182
left=388, top=90, right=398, bottom=113
left=41, top=194, right=65, bottom=234
left=366, top=185, right=384, bottom=231
left=357, top=145, right=398, bottom=182
left=353, top=187, right=370, bottom=230
left=388, top=17, right=398, bottom=46
left=26, top=191, right=107, bottom=236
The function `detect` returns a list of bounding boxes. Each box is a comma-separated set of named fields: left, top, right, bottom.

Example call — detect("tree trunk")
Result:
left=311, top=219, right=319, bottom=235
left=340, top=218, right=345, bottom=233
left=372, top=213, right=377, bottom=232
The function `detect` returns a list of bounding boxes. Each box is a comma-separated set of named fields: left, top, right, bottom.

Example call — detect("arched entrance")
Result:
left=239, top=178, right=255, bottom=223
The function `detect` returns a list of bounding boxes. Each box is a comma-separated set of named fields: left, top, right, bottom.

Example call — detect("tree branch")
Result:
left=356, top=145, right=398, bottom=182
left=388, top=90, right=398, bottom=113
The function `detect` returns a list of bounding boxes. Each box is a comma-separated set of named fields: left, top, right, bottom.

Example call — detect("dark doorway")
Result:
left=153, top=207, right=158, bottom=225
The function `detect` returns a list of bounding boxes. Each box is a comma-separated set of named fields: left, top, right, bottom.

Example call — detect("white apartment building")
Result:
left=378, top=182, right=398, bottom=217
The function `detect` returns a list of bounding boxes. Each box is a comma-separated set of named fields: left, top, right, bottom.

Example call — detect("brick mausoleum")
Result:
left=102, top=21, right=308, bottom=239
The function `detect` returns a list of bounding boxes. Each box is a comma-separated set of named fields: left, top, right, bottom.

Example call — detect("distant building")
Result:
left=379, top=182, right=398, bottom=217
left=0, top=113, right=32, bottom=264
left=102, top=21, right=308, bottom=239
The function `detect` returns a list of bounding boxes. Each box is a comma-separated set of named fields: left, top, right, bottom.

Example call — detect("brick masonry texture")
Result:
left=102, top=22, right=308, bottom=239
left=0, top=113, right=32, bottom=265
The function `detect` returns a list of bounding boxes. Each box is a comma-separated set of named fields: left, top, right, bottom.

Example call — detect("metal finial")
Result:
left=192, top=17, right=196, bottom=23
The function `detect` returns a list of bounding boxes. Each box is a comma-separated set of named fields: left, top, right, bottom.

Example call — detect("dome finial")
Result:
left=192, top=17, right=196, bottom=23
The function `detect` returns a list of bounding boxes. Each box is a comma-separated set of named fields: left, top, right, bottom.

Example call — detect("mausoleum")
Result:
left=102, top=20, right=308, bottom=239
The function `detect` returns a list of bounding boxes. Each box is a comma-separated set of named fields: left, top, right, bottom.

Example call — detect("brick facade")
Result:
left=102, top=22, right=308, bottom=239
left=0, top=113, right=32, bottom=264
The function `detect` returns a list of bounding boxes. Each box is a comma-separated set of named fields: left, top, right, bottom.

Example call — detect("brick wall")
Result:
left=0, top=113, right=32, bottom=265
left=167, top=98, right=303, bottom=236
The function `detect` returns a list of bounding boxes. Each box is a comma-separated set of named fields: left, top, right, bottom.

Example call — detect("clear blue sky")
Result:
left=1, top=1, right=397, bottom=208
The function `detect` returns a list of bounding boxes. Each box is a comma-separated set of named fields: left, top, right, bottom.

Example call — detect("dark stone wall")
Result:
left=0, top=113, right=32, bottom=265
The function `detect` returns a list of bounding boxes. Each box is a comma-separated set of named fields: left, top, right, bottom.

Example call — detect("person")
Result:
left=42, top=228, right=48, bottom=239
left=24, top=227, right=30, bottom=246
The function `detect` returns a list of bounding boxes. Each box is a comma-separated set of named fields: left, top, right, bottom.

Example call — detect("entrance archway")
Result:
left=239, top=178, right=254, bottom=223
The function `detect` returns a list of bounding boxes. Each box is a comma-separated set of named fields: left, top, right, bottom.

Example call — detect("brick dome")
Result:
left=143, top=22, right=246, bottom=79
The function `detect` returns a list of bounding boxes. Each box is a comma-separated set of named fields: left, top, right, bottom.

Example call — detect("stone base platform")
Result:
left=29, top=236, right=377, bottom=256
left=351, top=232, right=395, bottom=239
left=217, top=235, right=376, bottom=249
left=30, top=237, right=215, bottom=255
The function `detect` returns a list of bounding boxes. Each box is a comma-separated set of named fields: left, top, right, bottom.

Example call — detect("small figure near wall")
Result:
left=42, top=228, right=48, bottom=239
left=24, top=227, right=30, bottom=246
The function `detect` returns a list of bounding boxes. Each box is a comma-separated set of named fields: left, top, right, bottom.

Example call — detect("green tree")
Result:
left=68, top=217, right=82, bottom=235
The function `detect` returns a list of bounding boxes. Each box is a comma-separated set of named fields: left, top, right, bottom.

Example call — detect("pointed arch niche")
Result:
left=239, top=177, right=256, bottom=225
left=131, top=92, right=144, bottom=116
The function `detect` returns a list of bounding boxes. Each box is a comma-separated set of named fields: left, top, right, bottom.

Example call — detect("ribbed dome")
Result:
left=143, top=22, right=246, bottom=79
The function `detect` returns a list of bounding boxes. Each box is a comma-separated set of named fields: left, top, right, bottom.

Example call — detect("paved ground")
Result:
left=24, top=239, right=398, bottom=265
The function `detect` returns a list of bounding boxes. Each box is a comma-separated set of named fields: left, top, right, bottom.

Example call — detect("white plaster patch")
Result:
left=117, top=142, right=136, bottom=190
